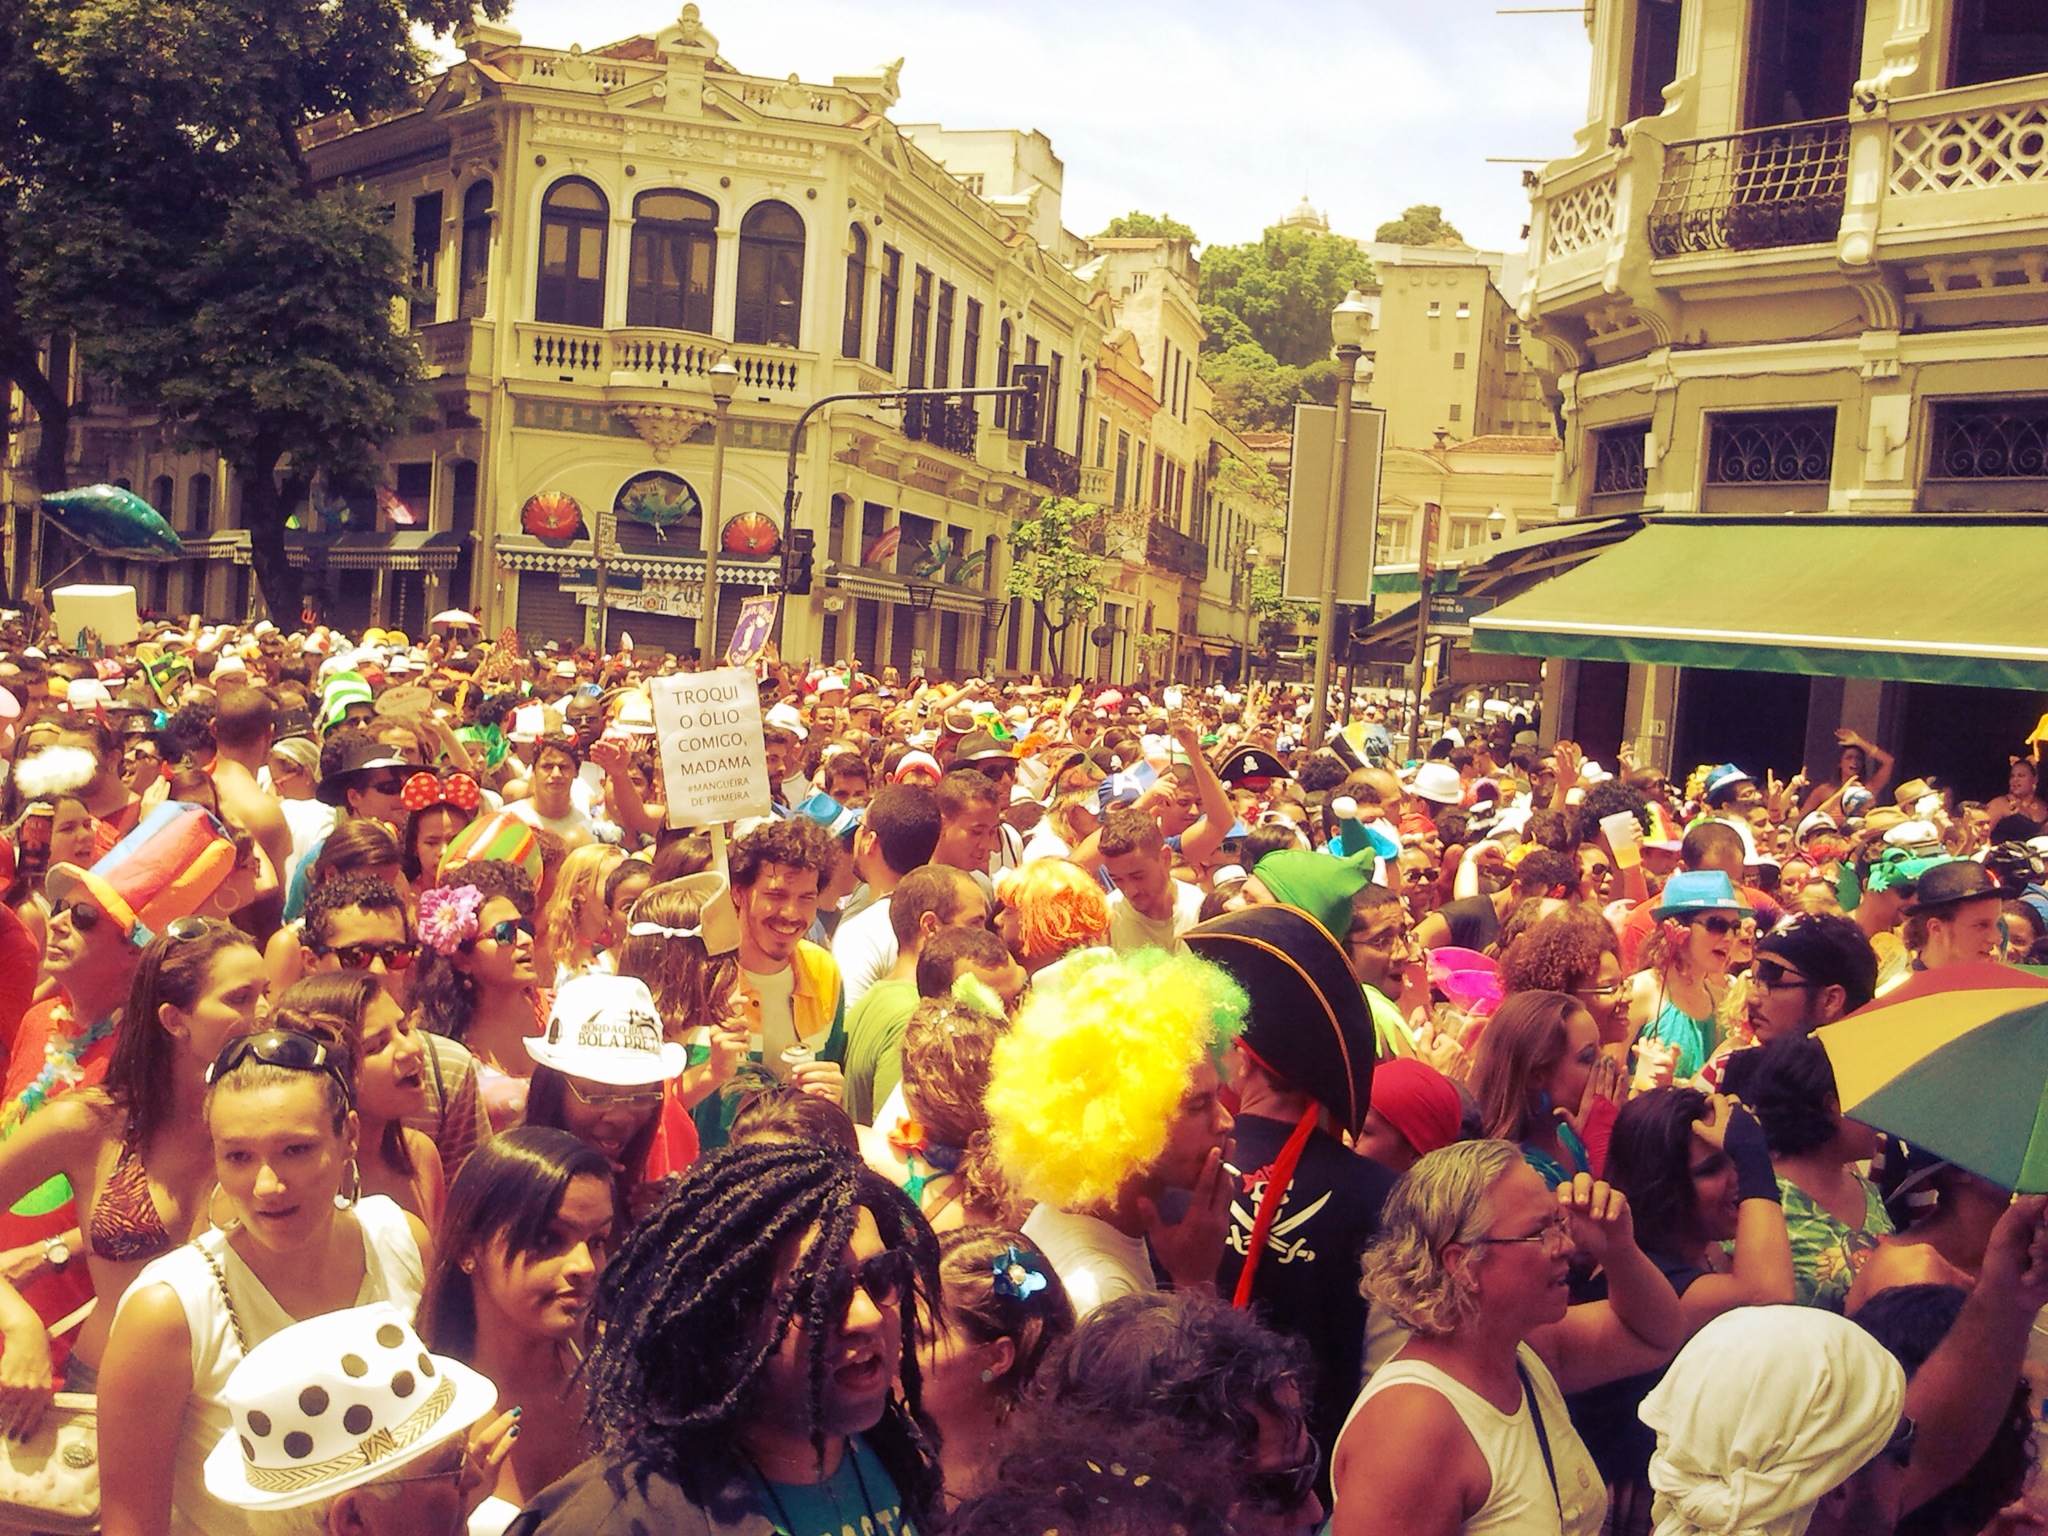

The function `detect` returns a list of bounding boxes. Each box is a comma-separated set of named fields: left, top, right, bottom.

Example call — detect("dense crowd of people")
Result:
left=0, top=609, right=2046, bottom=1535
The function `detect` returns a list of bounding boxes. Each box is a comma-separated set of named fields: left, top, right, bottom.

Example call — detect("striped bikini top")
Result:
left=88, top=1141, right=177, bottom=1265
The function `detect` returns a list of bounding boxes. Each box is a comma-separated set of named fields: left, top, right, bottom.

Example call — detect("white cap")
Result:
left=765, top=700, right=808, bottom=740
left=527, top=974, right=687, bottom=1085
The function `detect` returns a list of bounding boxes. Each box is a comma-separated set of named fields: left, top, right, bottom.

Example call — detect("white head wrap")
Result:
left=1640, top=1305, right=1905, bottom=1536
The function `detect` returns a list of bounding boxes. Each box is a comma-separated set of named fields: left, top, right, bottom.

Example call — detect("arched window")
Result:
left=627, top=189, right=717, bottom=332
left=535, top=178, right=608, bottom=328
left=188, top=473, right=213, bottom=535
left=995, top=319, right=1013, bottom=428
left=735, top=201, right=805, bottom=347
left=151, top=475, right=175, bottom=529
left=459, top=181, right=493, bottom=319
left=841, top=224, right=867, bottom=359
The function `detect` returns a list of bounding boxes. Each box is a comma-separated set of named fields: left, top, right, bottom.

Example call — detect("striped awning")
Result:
left=284, top=531, right=468, bottom=572
left=825, top=563, right=993, bottom=616
left=497, top=542, right=781, bottom=589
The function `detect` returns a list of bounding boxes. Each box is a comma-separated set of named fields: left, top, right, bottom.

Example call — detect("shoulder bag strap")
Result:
left=201, top=1244, right=250, bottom=1355
left=1515, top=1358, right=1562, bottom=1518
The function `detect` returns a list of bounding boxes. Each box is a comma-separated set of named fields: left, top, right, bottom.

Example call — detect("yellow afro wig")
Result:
left=986, top=947, right=1246, bottom=1211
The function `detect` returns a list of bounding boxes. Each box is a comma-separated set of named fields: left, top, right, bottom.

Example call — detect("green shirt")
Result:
left=756, top=1435, right=915, bottom=1536
left=843, top=978, right=918, bottom=1127
left=1780, top=1173, right=1893, bottom=1311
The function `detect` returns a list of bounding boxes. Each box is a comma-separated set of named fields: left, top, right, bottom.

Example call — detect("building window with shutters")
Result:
left=627, top=190, right=718, bottom=332
left=735, top=201, right=805, bottom=346
left=458, top=182, right=492, bottom=320
left=995, top=320, right=1013, bottom=427
left=876, top=248, right=901, bottom=372
left=907, top=266, right=932, bottom=387
left=962, top=299, right=981, bottom=387
left=1048, top=351, right=1063, bottom=445
left=933, top=282, right=955, bottom=388
left=841, top=225, right=867, bottom=359
left=410, top=192, right=442, bottom=331
left=535, top=178, right=608, bottom=328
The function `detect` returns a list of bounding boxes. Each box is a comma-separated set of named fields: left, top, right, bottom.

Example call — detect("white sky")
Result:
left=454, top=0, right=1595, bottom=255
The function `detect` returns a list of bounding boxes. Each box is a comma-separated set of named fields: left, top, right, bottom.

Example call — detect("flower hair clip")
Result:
left=992, top=1244, right=1048, bottom=1303
left=417, top=883, right=483, bottom=956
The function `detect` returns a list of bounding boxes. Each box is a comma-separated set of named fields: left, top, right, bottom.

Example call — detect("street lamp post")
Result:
left=1308, top=290, right=1375, bottom=747
left=696, top=358, right=740, bottom=662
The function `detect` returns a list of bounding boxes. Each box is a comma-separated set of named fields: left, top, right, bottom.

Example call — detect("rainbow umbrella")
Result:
left=1817, top=961, right=2048, bottom=1191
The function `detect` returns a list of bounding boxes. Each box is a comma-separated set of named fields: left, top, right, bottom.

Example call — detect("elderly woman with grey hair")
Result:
left=1330, top=1139, right=1685, bottom=1536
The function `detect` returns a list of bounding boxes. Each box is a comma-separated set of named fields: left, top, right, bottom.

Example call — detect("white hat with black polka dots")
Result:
left=204, top=1303, right=497, bottom=1511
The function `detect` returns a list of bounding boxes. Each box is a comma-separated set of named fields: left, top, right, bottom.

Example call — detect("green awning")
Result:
left=1372, top=568, right=1458, bottom=595
left=1469, top=516, right=2048, bottom=690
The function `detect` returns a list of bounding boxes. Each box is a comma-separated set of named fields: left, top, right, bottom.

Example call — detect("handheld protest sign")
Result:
left=651, top=667, right=773, bottom=827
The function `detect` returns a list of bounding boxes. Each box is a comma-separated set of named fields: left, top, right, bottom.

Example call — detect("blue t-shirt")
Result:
left=757, top=1436, right=915, bottom=1535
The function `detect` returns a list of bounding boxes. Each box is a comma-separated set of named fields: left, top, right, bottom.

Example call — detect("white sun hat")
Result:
left=204, top=1302, right=495, bottom=1511
left=526, top=973, right=686, bottom=1085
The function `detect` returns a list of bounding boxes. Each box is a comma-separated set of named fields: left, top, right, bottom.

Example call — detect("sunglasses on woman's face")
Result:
left=472, top=919, right=533, bottom=948
left=1691, top=914, right=1740, bottom=937
left=204, top=1029, right=352, bottom=1102
left=566, top=1078, right=662, bottom=1111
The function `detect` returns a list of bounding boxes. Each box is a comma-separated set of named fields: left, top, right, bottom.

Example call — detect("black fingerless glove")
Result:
left=1723, top=1104, right=1781, bottom=1205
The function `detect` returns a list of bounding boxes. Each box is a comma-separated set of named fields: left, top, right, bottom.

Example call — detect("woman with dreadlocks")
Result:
left=505, top=1139, right=942, bottom=1535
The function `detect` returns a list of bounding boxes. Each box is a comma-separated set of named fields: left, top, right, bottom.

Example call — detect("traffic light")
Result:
left=782, top=527, right=815, bottom=595
left=1008, top=363, right=1050, bottom=444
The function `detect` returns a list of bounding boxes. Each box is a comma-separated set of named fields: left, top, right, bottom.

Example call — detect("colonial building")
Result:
left=9, top=6, right=1156, bottom=676
left=1357, top=243, right=1556, bottom=448
left=1500, top=0, right=2048, bottom=792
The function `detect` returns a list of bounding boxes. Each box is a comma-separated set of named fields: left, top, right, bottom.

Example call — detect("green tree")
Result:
left=1006, top=496, right=1103, bottom=677
left=1201, top=343, right=1306, bottom=434
left=1196, top=226, right=1376, bottom=366
left=1098, top=211, right=1198, bottom=242
left=1374, top=204, right=1466, bottom=246
left=1, top=0, right=501, bottom=614
left=1248, top=565, right=1314, bottom=649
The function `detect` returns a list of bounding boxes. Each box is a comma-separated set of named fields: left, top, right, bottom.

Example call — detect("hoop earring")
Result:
left=334, top=1158, right=362, bottom=1210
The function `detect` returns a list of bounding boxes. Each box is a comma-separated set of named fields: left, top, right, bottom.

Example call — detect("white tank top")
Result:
left=1336, top=1344, right=1607, bottom=1536
left=119, top=1195, right=426, bottom=1536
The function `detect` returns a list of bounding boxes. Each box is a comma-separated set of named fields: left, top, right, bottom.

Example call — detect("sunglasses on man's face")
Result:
left=820, top=1248, right=914, bottom=1321
left=56, top=900, right=104, bottom=934
left=1243, top=1440, right=1322, bottom=1514
left=361, top=773, right=409, bottom=797
left=324, top=940, right=416, bottom=972
left=1750, top=957, right=1818, bottom=992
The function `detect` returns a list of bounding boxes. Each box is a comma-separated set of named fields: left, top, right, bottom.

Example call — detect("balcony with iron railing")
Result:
left=1145, top=517, right=1208, bottom=581
left=1024, top=443, right=1080, bottom=496
left=902, top=397, right=980, bottom=458
left=1646, top=117, right=1852, bottom=259
left=1525, top=71, right=2048, bottom=331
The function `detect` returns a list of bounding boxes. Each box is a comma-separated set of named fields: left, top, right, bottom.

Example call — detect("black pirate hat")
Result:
left=1216, top=744, right=1292, bottom=785
left=1184, top=903, right=1374, bottom=1136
